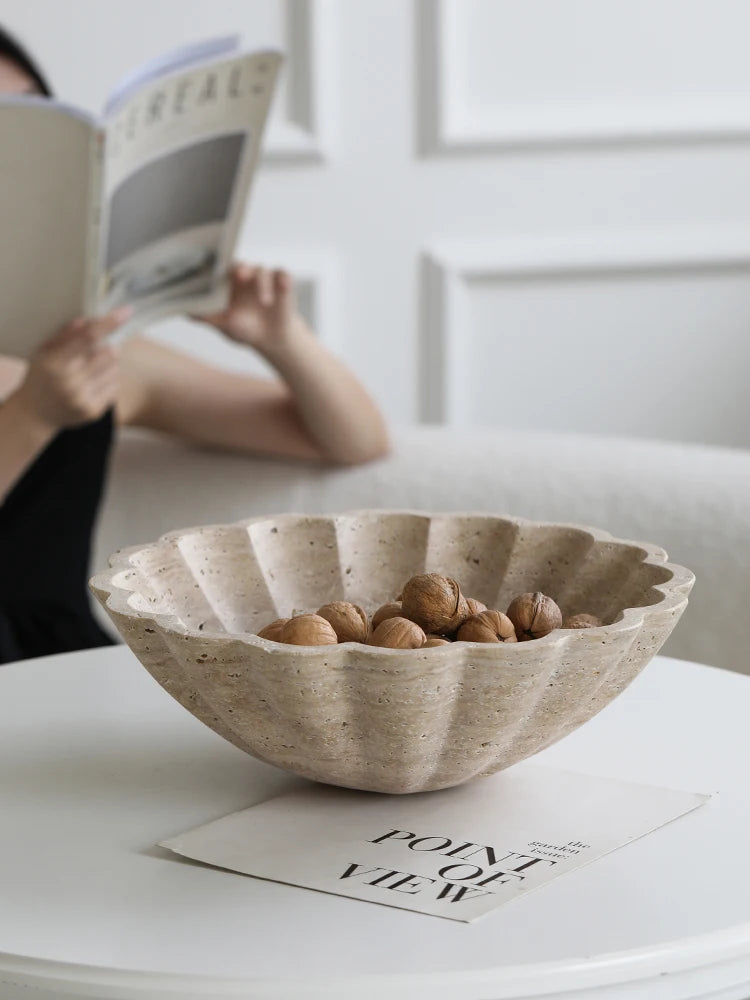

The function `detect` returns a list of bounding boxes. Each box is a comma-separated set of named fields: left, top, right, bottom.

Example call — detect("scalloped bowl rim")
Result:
left=90, top=510, right=695, bottom=658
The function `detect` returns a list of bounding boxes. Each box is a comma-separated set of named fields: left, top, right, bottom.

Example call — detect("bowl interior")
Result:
left=118, top=512, right=675, bottom=637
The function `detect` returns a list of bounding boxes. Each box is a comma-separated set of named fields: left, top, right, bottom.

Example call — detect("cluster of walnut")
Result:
left=256, top=573, right=602, bottom=649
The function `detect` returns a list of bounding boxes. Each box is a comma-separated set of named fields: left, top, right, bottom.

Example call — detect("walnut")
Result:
left=371, top=601, right=403, bottom=630
left=423, top=635, right=451, bottom=647
left=366, top=616, right=426, bottom=649
left=465, top=597, right=487, bottom=616
left=562, top=613, right=603, bottom=629
left=317, top=601, right=368, bottom=643
left=256, top=617, right=289, bottom=641
left=506, top=592, right=562, bottom=641
left=456, top=610, right=517, bottom=643
left=279, top=614, right=338, bottom=646
left=401, top=574, right=470, bottom=635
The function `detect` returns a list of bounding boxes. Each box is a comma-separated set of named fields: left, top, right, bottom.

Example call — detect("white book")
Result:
left=0, top=36, right=282, bottom=358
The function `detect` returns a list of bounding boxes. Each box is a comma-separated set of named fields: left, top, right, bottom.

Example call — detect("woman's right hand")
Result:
left=14, top=308, right=131, bottom=431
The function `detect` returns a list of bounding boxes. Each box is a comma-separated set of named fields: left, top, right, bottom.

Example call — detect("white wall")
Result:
left=7, top=0, right=750, bottom=446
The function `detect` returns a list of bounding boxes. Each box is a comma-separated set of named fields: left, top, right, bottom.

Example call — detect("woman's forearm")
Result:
left=0, top=391, right=55, bottom=501
left=259, top=319, right=390, bottom=465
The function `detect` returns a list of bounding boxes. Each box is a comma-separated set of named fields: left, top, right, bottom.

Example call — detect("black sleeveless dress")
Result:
left=0, top=410, right=116, bottom=663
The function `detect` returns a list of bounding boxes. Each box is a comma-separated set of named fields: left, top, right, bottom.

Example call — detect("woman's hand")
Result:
left=193, top=263, right=302, bottom=355
left=185, top=261, right=389, bottom=465
left=14, top=308, right=131, bottom=432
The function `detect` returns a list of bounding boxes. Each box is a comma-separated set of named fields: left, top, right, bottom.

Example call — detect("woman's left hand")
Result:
left=193, top=262, right=300, bottom=354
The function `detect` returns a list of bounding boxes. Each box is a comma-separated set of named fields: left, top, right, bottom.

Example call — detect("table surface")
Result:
left=0, top=645, right=749, bottom=1000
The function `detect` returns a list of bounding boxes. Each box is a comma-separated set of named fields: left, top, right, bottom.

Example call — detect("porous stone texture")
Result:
left=90, top=511, right=694, bottom=794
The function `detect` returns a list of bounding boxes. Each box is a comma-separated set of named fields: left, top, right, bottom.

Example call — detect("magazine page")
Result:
left=104, top=36, right=240, bottom=116
left=161, top=763, right=709, bottom=923
left=97, top=49, right=282, bottom=326
left=0, top=101, right=99, bottom=359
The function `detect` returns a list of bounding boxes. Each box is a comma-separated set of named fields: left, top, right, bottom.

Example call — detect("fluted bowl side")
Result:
left=90, top=511, right=693, bottom=793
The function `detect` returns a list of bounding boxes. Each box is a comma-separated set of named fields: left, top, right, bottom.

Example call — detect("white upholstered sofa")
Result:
left=94, top=426, right=750, bottom=676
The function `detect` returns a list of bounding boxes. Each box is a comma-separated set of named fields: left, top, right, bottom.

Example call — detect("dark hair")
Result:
left=0, top=26, right=52, bottom=97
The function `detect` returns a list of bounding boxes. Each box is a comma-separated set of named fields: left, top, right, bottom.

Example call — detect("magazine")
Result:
left=0, top=36, right=282, bottom=358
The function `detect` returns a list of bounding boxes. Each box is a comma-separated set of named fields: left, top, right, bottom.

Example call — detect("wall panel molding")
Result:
left=420, top=232, right=750, bottom=423
left=265, top=0, right=330, bottom=163
left=417, top=0, right=750, bottom=156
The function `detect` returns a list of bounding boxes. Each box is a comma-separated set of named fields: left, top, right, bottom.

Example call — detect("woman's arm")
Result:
left=0, top=311, right=128, bottom=502
left=117, top=337, right=327, bottom=461
left=256, top=317, right=390, bottom=465
left=118, top=266, right=390, bottom=466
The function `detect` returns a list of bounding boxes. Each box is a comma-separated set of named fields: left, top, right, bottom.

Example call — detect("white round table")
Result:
left=0, top=646, right=748, bottom=1000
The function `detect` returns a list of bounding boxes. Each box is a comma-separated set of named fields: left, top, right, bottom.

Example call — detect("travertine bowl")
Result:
left=90, top=511, right=693, bottom=794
